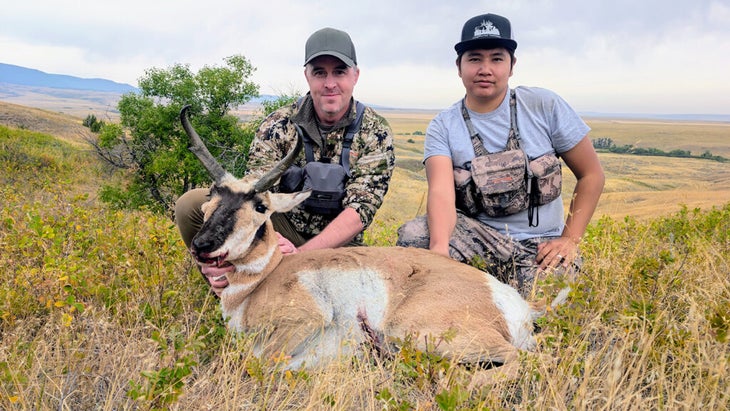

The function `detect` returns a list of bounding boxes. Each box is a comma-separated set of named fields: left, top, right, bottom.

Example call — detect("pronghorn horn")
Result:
left=180, top=105, right=228, bottom=183
left=253, top=124, right=303, bottom=193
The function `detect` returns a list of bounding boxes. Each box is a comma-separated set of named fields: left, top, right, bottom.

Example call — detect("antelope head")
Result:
left=179, top=105, right=311, bottom=277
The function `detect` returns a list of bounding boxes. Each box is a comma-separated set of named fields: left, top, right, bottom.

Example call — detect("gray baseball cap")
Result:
left=455, top=13, right=517, bottom=54
left=304, top=27, right=357, bottom=67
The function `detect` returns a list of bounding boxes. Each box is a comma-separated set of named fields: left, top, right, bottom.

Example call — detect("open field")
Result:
left=586, top=117, right=730, bottom=158
left=1, top=104, right=727, bottom=409
left=0, top=83, right=124, bottom=120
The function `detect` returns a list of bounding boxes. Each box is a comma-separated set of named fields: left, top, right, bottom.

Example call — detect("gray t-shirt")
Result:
left=424, top=86, right=590, bottom=240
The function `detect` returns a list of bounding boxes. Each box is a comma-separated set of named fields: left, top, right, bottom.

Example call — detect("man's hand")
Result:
left=430, top=243, right=451, bottom=258
left=536, top=237, right=579, bottom=270
left=276, top=232, right=299, bottom=255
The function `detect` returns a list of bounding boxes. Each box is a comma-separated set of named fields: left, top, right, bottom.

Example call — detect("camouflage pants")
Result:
left=396, top=213, right=581, bottom=299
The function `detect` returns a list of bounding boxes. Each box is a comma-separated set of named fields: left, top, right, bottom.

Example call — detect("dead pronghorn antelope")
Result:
left=180, top=105, right=555, bottom=370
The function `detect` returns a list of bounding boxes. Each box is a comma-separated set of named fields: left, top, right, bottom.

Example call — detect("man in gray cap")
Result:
left=397, top=13, right=604, bottom=299
left=175, top=27, right=395, bottom=296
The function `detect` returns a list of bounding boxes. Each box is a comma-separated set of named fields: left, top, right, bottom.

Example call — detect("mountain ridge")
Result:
left=0, top=63, right=138, bottom=93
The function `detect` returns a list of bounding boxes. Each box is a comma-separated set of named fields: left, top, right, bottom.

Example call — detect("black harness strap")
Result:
left=460, top=90, right=542, bottom=227
left=340, top=101, right=365, bottom=177
left=298, top=97, right=365, bottom=177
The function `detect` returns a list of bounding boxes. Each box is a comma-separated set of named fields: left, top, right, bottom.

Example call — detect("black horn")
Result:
left=253, top=124, right=303, bottom=193
left=180, top=105, right=229, bottom=183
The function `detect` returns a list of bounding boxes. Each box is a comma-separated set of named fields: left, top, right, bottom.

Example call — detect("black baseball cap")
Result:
left=454, top=13, right=517, bottom=54
left=304, top=27, right=357, bottom=67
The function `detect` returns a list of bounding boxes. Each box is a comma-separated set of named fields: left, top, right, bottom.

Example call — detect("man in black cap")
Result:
left=175, top=27, right=395, bottom=296
left=397, top=13, right=605, bottom=299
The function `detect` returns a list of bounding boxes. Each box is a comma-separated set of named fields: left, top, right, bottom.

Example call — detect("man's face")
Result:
left=304, top=55, right=360, bottom=126
left=457, top=48, right=514, bottom=104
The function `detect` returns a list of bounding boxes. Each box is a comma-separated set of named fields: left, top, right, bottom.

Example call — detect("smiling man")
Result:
left=396, top=13, right=604, bottom=299
left=175, top=27, right=395, bottom=296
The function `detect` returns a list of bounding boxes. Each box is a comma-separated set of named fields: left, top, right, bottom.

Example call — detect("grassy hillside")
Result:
left=0, top=110, right=728, bottom=409
left=0, top=101, right=94, bottom=146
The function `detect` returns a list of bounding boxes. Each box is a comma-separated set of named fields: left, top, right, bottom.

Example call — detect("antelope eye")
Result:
left=254, top=203, right=267, bottom=213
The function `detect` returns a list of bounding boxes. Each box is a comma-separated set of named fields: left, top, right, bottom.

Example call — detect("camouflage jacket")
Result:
left=246, top=94, right=395, bottom=242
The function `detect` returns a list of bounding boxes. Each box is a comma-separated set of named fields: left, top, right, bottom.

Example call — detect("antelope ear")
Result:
left=268, top=190, right=312, bottom=213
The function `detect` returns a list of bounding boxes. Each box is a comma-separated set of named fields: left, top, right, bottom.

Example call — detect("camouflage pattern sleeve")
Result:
left=245, top=105, right=302, bottom=179
left=344, top=107, right=395, bottom=229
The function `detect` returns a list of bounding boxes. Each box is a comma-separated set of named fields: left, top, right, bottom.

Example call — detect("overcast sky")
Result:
left=2, top=0, right=729, bottom=114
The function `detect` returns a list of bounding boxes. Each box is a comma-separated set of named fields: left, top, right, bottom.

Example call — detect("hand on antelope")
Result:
left=276, top=232, right=299, bottom=255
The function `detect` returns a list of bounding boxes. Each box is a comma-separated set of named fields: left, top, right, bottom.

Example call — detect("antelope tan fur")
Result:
left=180, top=105, right=549, bottom=369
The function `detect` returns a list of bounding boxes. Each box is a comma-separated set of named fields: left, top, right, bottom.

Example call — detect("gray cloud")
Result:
left=1, top=0, right=729, bottom=113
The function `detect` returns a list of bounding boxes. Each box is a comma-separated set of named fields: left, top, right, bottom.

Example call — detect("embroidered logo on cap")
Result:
left=474, top=20, right=500, bottom=38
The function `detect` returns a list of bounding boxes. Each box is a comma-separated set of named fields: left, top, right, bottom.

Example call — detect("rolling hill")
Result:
left=0, top=63, right=137, bottom=93
left=0, top=62, right=135, bottom=118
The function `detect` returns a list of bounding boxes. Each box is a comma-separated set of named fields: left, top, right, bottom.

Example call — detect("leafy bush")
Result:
left=87, top=55, right=261, bottom=214
left=82, top=114, right=105, bottom=133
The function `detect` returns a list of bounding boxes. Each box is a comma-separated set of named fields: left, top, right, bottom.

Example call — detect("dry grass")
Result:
left=1, top=189, right=727, bottom=409
left=0, top=104, right=728, bottom=410
left=0, top=101, right=94, bottom=146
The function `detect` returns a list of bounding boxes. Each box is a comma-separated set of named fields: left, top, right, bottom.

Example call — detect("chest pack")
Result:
left=453, top=89, right=562, bottom=226
left=279, top=100, right=365, bottom=215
